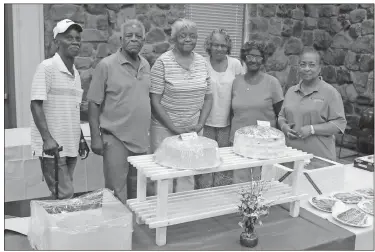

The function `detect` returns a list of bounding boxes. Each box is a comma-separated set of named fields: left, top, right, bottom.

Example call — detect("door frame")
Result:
left=5, top=4, right=17, bottom=129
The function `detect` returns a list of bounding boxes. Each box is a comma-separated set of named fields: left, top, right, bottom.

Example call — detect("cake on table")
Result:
left=233, top=125, right=287, bottom=159
left=154, top=135, right=221, bottom=170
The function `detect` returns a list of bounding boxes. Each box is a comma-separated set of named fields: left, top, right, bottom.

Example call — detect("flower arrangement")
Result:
left=238, top=179, right=272, bottom=241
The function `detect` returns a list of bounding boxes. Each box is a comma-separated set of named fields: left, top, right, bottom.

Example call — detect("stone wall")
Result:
left=43, top=4, right=186, bottom=119
left=246, top=4, right=374, bottom=149
left=43, top=4, right=374, bottom=150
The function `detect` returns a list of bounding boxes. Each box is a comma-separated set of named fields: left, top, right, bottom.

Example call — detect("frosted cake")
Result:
left=233, top=125, right=287, bottom=159
left=154, top=135, right=221, bottom=170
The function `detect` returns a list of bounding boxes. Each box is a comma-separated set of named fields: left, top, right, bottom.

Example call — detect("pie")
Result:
left=337, top=208, right=368, bottom=226
left=358, top=200, right=373, bottom=215
left=333, top=192, right=363, bottom=204
left=355, top=188, right=374, bottom=198
left=311, top=197, right=337, bottom=212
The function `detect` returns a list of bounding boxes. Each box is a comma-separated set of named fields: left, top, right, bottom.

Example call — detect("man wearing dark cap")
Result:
left=30, top=19, right=90, bottom=199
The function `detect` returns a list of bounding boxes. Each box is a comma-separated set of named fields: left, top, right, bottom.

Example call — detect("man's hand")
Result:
left=281, top=125, right=300, bottom=140
left=298, top=125, right=312, bottom=139
left=79, top=139, right=90, bottom=159
left=91, top=136, right=104, bottom=156
left=43, top=137, right=60, bottom=156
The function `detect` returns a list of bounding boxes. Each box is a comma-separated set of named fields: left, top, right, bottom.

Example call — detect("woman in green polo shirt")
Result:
left=278, top=48, right=347, bottom=161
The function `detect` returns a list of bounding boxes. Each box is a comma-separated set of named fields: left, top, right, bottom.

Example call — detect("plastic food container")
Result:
left=28, top=189, right=133, bottom=250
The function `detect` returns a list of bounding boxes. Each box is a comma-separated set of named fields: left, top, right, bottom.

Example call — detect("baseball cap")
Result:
left=53, top=19, right=83, bottom=39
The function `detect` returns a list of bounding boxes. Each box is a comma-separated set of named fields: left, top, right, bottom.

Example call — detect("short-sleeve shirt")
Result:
left=150, top=50, right=212, bottom=128
left=278, top=79, right=347, bottom=161
left=30, top=53, right=83, bottom=157
left=86, top=49, right=151, bottom=153
left=230, top=73, right=284, bottom=142
left=205, top=56, right=244, bottom=127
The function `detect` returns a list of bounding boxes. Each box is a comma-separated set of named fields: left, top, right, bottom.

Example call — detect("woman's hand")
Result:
left=172, top=127, right=190, bottom=135
left=281, top=125, right=300, bottom=140
left=298, top=125, right=312, bottom=139
left=189, top=124, right=203, bottom=133
left=173, top=124, right=202, bottom=135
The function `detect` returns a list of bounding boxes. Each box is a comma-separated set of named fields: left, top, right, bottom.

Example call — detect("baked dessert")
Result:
left=355, top=188, right=374, bottom=198
left=358, top=200, right=373, bottom=215
left=233, top=125, right=287, bottom=159
left=154, top=135, right=221, bottom=170
left=333, top=192, right=363, bottom=204
left=336, top=208, right=368, bottom=226
left=311, top=196, right=338, bottom=212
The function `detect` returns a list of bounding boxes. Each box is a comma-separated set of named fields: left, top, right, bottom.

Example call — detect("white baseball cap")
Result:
left=53, top=19, right=83, bottom=39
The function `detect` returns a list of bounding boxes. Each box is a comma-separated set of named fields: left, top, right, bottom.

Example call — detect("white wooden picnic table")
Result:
left=126, top=146, right=313, bottom=246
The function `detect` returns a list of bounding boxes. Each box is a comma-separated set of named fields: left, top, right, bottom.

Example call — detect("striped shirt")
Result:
left=30, top=53, right=83, bottom=157
left=150, top=50, right=212, bottom=128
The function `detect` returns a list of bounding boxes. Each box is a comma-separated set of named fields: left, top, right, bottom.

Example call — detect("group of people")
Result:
left=30, top=18, right=347, bottom=203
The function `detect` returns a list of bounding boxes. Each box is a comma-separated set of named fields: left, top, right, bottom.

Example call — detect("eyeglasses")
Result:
left=212, top=43, right=228, bottom=49
left=245, top=54, right=263, bottom=61
left=178, top=33, right=198, bottom=40
left=299, top=63, right=317, bottom=69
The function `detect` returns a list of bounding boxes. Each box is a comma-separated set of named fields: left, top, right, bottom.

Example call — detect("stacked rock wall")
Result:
left=246, top=4, right=374, bottom=149
left=43, top=4, right=374, bottom=149
left=44, top=4, right=186, bottom=118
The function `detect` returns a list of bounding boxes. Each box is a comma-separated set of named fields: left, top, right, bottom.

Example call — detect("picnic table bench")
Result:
left=127, top=147, right=313, bottom=246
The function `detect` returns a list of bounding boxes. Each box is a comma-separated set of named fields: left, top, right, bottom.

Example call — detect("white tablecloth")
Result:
left=301, top=164, right=374, bottom=250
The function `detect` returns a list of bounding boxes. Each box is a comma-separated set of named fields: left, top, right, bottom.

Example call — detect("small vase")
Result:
left=240, top=231, right=258, bottom=248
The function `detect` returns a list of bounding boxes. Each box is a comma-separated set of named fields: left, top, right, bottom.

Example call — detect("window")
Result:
left=185, top=4, right=245, bottom=59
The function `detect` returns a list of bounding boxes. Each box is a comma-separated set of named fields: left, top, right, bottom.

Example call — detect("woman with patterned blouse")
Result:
left=149, top=19, right=213, bottom=194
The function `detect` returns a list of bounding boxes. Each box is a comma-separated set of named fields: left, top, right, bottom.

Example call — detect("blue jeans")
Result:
left=39, top=156, right=77, bottom=199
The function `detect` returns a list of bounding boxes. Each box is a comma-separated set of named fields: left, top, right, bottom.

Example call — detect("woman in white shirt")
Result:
left=196, top=29, right=244, bottom=189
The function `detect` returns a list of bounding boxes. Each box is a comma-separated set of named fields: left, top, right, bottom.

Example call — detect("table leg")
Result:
left=136, top=170, right=147, bottom=224
left=289, top=160, right=304, bottom=217
left=155, top=179, right=169, bottom=246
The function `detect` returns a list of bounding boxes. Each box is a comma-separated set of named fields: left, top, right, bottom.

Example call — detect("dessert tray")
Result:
left=309, top=196, right=340, bottom=213
left=153, top=156, right=223, bottom=171
left=354, top=188, right=374, bottom=199
left=234, top=146, right=296, bottom=160
left=358, top=200, right=374, bottom=215
left=331, top=192, right=363, bottom=204
left=332, top=207, right=372, bottom=228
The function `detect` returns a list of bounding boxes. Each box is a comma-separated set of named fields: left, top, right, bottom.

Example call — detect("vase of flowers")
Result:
left=238, top=179, right=272, bottom=248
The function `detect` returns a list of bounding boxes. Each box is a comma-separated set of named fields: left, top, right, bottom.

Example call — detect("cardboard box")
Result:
left=28, top=189, right=133, bottom=250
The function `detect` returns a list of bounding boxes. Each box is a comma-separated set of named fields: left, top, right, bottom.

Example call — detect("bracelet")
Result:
left=310, top=125, right=315, bottom=135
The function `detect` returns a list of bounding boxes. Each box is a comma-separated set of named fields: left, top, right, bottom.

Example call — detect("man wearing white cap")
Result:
left=30, top=19, right=90, bottom=199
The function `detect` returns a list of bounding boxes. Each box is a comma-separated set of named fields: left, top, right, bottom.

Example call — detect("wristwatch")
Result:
left=310, top=125, right=315, bottom=135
